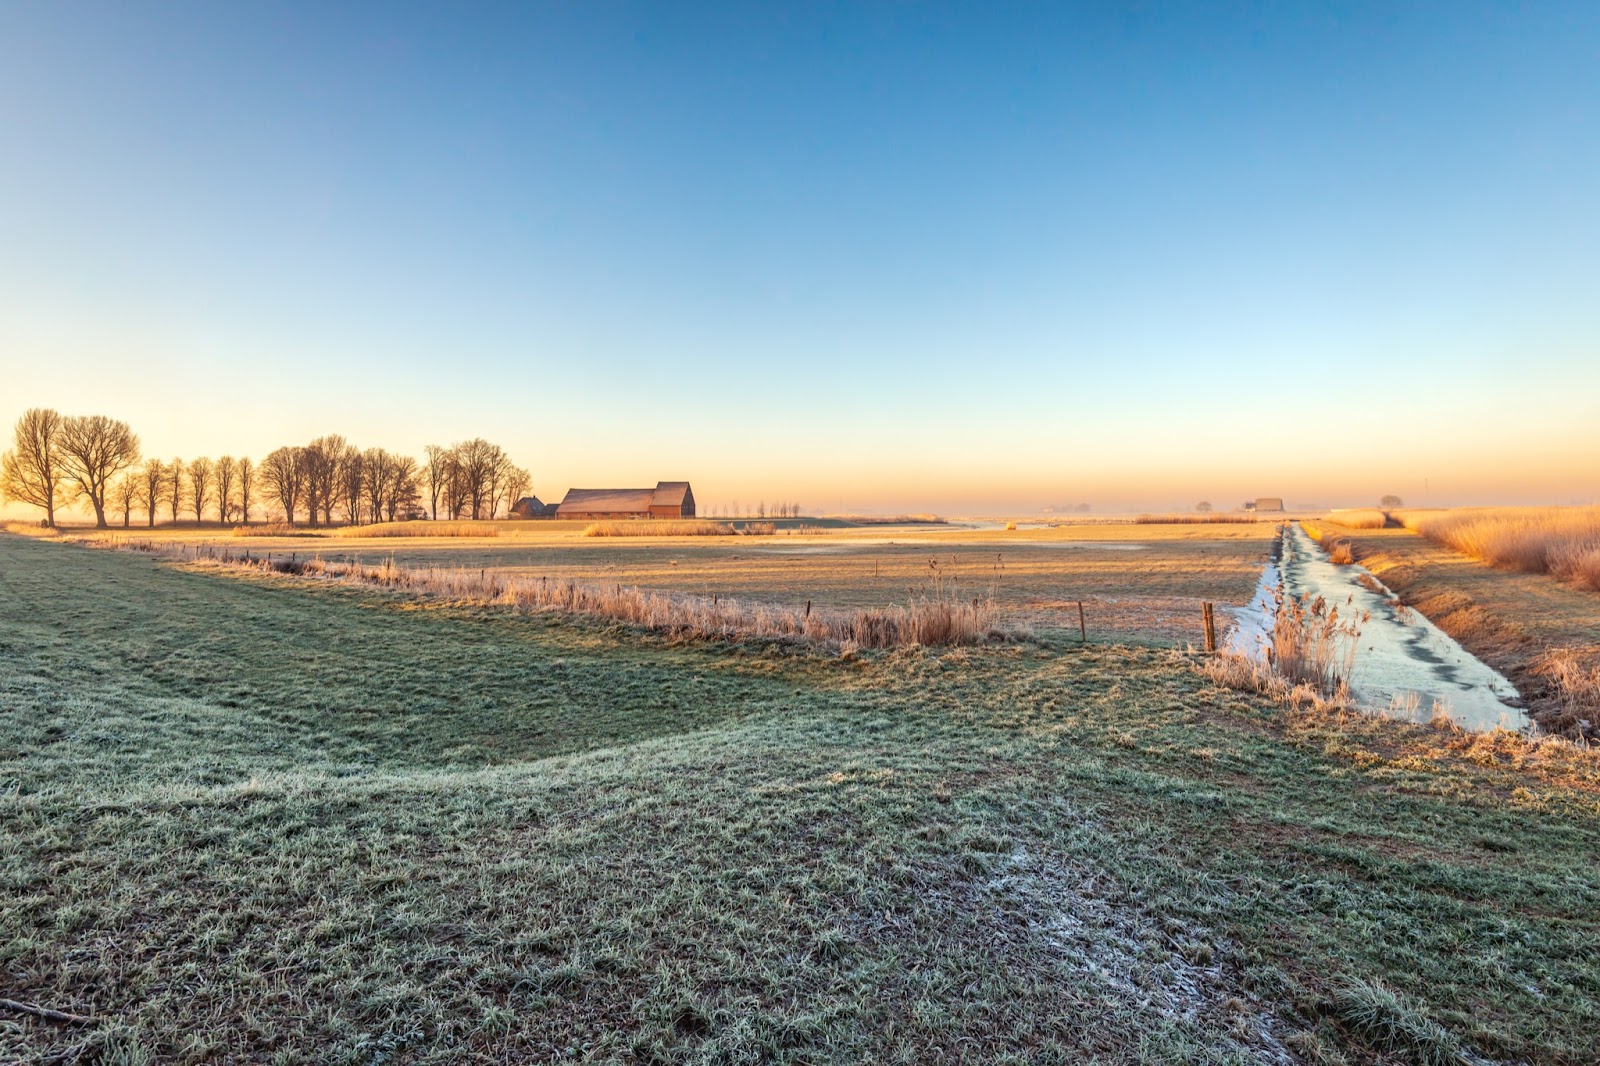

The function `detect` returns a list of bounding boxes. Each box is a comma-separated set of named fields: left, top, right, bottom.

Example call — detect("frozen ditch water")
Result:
left=1227, top=524, right=1524, bottom=732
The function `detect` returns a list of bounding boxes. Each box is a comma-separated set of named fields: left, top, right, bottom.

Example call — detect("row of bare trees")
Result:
left=2, top=408, right=529, bottom=529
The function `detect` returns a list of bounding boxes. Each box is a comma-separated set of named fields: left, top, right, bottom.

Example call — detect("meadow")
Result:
left=63, top=518, right=1279, bottom=646
left=3, top=530, right=1600, bottom=1063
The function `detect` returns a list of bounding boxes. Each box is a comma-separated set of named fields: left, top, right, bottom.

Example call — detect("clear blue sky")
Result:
left=3, top=1, right=1597, bottom=513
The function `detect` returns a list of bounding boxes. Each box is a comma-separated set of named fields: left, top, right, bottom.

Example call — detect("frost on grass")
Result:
left=976, top=845, right=1295, bottom=1063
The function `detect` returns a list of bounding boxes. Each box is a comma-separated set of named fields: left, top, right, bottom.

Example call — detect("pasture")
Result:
left=3, top=530, right=1600, bottom=1063
left=67, top=518, right=1280, bottom=646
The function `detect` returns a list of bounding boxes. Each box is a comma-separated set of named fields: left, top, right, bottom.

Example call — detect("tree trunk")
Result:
left=91, top=499, right=108, bottom=529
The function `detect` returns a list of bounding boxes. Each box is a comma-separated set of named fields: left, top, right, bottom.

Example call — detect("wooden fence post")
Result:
left=1078, top=601, right=1087, bottom=643
left=1202, top=602, right=1216, bottom=653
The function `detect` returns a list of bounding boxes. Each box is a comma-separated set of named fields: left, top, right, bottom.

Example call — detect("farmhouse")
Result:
left=557, top=482, right=696, bottom=520
left=1253, top=497, right=1285, bottom=513
left=509, top=496, right=556, bottom=518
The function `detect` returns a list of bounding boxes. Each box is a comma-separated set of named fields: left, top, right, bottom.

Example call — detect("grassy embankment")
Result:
left=3, top=532, right=1598, bottom=1063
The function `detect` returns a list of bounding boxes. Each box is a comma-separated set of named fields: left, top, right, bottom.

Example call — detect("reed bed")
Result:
left=1397, top=507, right=1600, bottom=591
left=584, top=520, right=739, bottom=537
left=114, top=539, right=1001, bottom=650
left=829, top=514, right=947, bottom=525
left=1134, top=514, right=1260, bottom=524
left=335, top=521, right=496, bottom=538
left=231, top=522, right=321, bottom=538
left=1326, top=508, right=1389, bottom=530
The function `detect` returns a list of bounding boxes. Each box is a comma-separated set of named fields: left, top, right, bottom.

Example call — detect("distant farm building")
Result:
left=1253, top=497, right=1285, bottom=512
left=556, top=482, right=696, bottom=520
left=510, top=496, right=556, bottom=518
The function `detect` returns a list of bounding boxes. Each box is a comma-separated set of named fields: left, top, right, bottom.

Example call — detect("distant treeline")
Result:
left=1, top=407, right=529, bottom=529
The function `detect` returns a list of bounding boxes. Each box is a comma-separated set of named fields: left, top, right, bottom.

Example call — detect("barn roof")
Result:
left=559, top=488, right=656, bottom=513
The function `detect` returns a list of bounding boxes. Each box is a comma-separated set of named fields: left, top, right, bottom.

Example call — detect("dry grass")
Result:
left=337, top=520, right=497, bottom=538
left=1397, top=507, right=1600, bottom=590
left=1533, top=648, right=1600, bottom=738
left=1134, top=514, right=1260, bottom=524
left=1327, top=508, right=1389, bottom=530
left=1301, top=520, right=1355, bottom=565
left=1267, top=584, right=1367, bottom=697
left=585, top=520, right=738, bottom=537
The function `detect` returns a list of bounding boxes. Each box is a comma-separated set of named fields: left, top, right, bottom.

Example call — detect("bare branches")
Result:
left=57, top=414, right=141, bottom=529
left=1, top=407, right=64, bottom=527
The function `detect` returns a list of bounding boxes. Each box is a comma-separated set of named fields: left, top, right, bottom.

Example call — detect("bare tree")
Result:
left=215, top=456, right=238, bottom=524
left=1196, top=501, right=1214, bottom=513
left=385, top=455, right=419, bottom=520
left=423, top=444, right=447, bottom=520
left=58, top=414, right=141, bottom=529
left=453, top=438, right=505, bottom=520
left=504, top=465, right=531, bottom=515
left=259, top=447, right=305, bottom=525
left=1, top=407, right=64, bottom=527
left=141, top=459, right=165, bottom=527
left=442, top=448, right=469, bottom=520
left=187, top=457, right=213, bottom=524
left=113, top=473, right=138, bottom=527
left=339, top=445, right=364, bottom=526
left=302, top=435, right=347, bottom=528
left=238, top=456, right=254, bottom=524
left=167, top=459, right=185, bottom=523
left=1380, top=494, right=1403, bottom=509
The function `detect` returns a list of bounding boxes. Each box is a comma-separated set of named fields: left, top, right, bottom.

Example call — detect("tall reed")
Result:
left=1397, top=507, right=1600, bottom=590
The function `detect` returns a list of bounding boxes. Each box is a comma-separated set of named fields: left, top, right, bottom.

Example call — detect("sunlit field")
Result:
left=4, top=530, right=1598, bottom=1063
left=56, top=518, right=1279, bottom=646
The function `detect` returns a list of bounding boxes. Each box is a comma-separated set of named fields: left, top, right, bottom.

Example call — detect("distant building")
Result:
left=1254, top=497, right=1285, bottom=513
left=556, top=481, right=696, bottom=520
left=509, top=496, right=556, bottom=518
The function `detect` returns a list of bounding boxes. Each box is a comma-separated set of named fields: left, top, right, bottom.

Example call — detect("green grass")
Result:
left=2, top=534, right=1598, bottom=1063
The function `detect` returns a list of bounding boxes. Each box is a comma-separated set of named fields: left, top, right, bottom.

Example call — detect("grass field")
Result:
left=59, top=519, right=1279, bottom=646
left=4, top=532, right=1599, bottom=1063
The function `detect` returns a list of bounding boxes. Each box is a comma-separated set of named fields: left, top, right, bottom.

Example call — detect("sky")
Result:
left=2, top=1, right=1597, bottom=516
